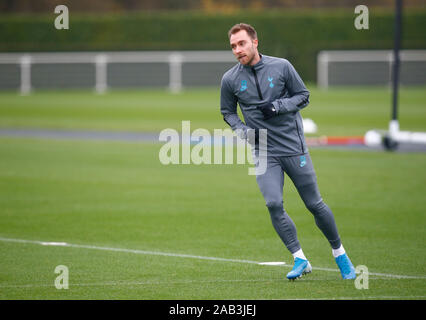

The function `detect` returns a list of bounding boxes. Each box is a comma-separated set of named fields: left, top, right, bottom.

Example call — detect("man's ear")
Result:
left=252, top=38, right=259, bottom=49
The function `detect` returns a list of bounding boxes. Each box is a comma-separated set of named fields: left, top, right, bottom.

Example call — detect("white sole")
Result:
left=288, top=262, right=312, bottom=281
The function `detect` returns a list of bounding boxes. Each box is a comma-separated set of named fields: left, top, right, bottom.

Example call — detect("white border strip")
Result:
left=1, top=236, right=425, bottom=280
left=0, top=51, right=235, bottom=64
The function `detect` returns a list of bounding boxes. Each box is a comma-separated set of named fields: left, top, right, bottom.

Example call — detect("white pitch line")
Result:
left=0, top=277, right=413, bottom=289
left=2, top=280, right=425, bottom=300
left=291, top=296, right=426, bottom=300
left=0, top=278, right=289, bottom=289
left=0, top=236, right=260, bottom=265
left=1, top=236, right=425, bottom=280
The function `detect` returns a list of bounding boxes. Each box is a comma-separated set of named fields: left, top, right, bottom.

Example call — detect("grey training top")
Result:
left=220, top=54, right=310, bottom=156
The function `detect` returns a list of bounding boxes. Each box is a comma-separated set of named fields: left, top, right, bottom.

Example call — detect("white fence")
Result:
left=0, top=51, right=236, bottom=94
left=317, top=50, right=426, bottom=88
left=3, top=50, right=425, bottom=93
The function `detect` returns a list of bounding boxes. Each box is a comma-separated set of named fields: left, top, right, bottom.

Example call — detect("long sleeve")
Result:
left=220, top=76, right=249, bottom=131
left=273, top=60, right=310, bottom=114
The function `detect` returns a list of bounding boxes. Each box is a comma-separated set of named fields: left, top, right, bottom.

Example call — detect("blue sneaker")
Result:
left=335, top=253, right=356, bottom=279
left=286, top=258, right=312, bottom=280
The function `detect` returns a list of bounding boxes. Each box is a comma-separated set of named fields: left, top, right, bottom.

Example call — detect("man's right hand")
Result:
left=246, top=128, right=258, bottom=145
left=236, top=127, right=258, bottom=145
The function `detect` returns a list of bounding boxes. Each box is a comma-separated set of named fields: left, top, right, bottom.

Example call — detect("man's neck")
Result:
left=249, top=52, right=261, bottom=67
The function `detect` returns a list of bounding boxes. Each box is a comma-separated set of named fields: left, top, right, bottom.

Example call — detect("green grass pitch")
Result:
left=0, top=86, right=425, bottom=300
left=0, top=85, right=425, bottom=135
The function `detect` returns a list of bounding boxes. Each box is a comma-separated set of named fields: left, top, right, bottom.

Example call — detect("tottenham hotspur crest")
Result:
left=268, top=76, right=274, bottom=88
left=240, top=80, right=248, bottom=92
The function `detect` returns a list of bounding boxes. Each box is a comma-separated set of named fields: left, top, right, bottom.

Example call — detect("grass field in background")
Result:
left=0, top=85, right=425, bottom=136
left=0, top=138, right=425, bottom=299
left=0, top=87, right=425, bottom=300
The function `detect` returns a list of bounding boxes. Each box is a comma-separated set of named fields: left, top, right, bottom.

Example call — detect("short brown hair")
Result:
left=228, top=23, right=257, bottom=40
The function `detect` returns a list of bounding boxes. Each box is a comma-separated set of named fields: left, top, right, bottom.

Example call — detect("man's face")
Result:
left=229, top=30, right=259, bottom=66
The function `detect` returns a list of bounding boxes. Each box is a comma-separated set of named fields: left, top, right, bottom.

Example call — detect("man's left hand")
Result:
left=257, top=102, right=278, bottom=120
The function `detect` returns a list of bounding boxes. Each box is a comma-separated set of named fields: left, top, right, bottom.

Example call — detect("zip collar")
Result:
left=242, top=53, right=264, bottom=71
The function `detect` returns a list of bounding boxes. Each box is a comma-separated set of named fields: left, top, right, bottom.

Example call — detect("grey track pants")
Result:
left=255, top=153, right=341, bottom=254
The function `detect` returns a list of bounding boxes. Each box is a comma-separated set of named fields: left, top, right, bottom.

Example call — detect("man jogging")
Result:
left=220, top=23, right=356, bottom=280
